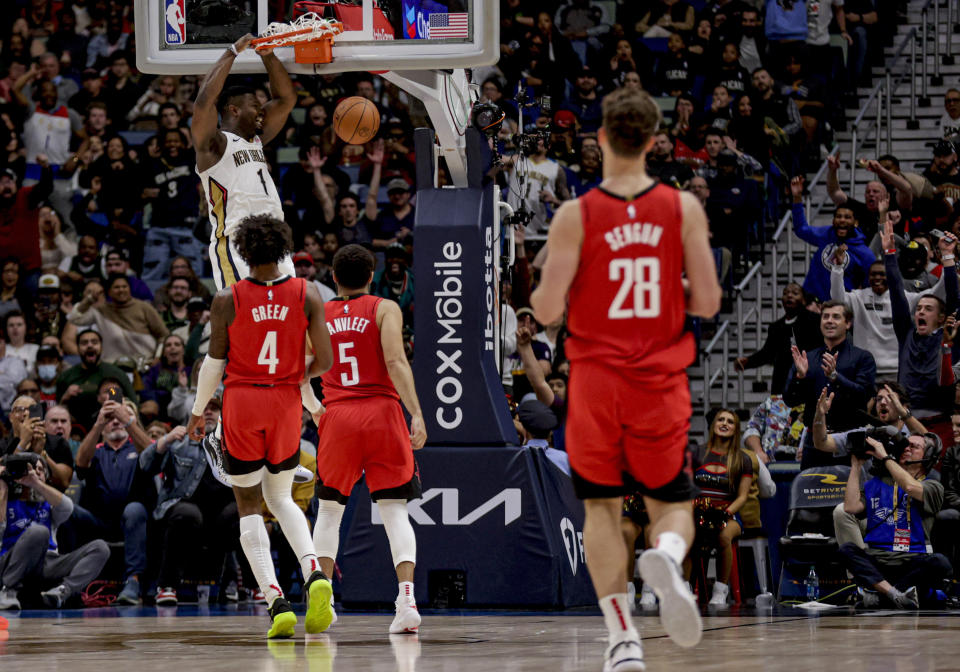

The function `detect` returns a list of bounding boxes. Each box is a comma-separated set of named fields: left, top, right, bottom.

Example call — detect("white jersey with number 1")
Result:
left=197, top=130, right=288, bottom=289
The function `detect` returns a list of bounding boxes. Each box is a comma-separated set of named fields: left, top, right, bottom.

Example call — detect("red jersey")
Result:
left=565, top=184, right=694, bottom=379
left=224, top=276, right=308, bottom=387
left=321, top=294, right=399, bottom=404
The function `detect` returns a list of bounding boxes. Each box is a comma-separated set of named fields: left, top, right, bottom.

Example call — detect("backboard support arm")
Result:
left=381, top=69, right=474, bottom=188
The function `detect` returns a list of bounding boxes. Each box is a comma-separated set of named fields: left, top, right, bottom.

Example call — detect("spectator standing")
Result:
left=884, top=223, right=960, bottom=420
left=791, top=176, right=876, bottom=301
left=73, top=396, right=151, bottom=605
left=751, top=68, right=804, bottom=150
left=0, top=334, right=28, bottom=415
left=85, top=15, right=130, bottom=70
left=0, top=458, right=109, bottom=610
left=23, top=53, right=79, bottom=108
left=560, top=66, right=604, bottom=134
left=37, top=204, right=76, bottom=271
left=373, top=179, right=415, bottom=251
left=11, top=67, right=81, bottom=166
left=68, top=275, right=168, bottom=364
left=3, top=310, right=36, bottom=373
left=655, top=32, right=692, bottom=97
left=0, top=164, right=53, bottom=277
left=784, top=300, right=877, bottom=468
left=140, top=129, right=204, bottom=286
left=735, top=282, right=823, bottom=393
left=100, top=52, right=141, bottom=131
left=737, top=9, right=767, bottom=74
left=505, top=138, right=571, bottom=234
left=830, top=259, right=904, bottom=377
left=939, top=89, right=960, bottom=141
left=844, top=0, right=878, bottom=90
left=59, top=235, right=102, bottom=288
left=372, top=244, right=415, bottom=328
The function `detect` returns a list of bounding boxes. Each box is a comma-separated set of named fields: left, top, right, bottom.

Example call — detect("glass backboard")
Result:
left=136, top=0, right=498, bottom=75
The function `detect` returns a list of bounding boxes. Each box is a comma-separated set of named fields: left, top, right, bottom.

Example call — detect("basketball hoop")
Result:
left=251, top=13, right=343, bottom=65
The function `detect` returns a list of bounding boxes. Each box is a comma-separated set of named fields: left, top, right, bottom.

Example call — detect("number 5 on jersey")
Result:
left=608, top=257, right=661, bottom=319
left=339, top=342, right=359, bottom=386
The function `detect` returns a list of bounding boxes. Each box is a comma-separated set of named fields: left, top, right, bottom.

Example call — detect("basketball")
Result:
left=333, top=96, right=380, bottom=144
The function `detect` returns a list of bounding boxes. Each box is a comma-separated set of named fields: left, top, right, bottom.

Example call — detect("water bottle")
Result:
left=805, top=566, right=820, bottom=602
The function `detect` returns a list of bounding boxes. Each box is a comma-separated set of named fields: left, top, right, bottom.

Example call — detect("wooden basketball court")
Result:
left=3, top=606, right=959, bottom=671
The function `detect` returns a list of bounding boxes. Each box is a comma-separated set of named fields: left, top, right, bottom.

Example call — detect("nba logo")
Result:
left=165, top=0, right=186, bottom=45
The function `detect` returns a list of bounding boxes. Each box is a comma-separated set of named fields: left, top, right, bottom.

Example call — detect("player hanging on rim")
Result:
left=310, top=244, right=427, bottom=635
left=192, top=31, right=324, bottom=485
left=531, top=88, right=722, bottom=672
left=187, top=214, right=336, bottom=639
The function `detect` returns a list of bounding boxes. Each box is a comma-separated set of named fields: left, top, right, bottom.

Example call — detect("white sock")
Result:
left=599, top=593, right=637, bottom=643
left=262, top=469, right=320, bottom=581
left=238, top=515, right=283, bottom=607
left=654, top=531, right=688, bottom=567
left=398, top=581, right=415, bottom=603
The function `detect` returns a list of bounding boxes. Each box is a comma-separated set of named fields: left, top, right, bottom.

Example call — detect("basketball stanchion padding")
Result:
left=250, top=12, right=343, bottom=64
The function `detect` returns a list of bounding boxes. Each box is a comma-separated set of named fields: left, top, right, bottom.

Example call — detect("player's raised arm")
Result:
left=257, top=49, right=297, bottom=145
left=187, top=289, right=233, bottom=440
left=193, top=34, right=254, bottom=167
left=377, top=299, right=426, bottom=450
left=680, top=190, right=722, bottom=318
left=530, top=199, right=583, bottom=326
left=304, top=283, right=334, bottom=378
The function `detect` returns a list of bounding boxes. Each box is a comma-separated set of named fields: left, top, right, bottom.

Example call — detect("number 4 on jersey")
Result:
left=608, top=258, right=661, bottom=319
left=258, top=331, right=279, bottom=374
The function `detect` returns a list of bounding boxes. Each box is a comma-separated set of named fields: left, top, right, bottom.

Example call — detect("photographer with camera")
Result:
left=840, top=432, right=952, bottom=608
left=813, top=383, right=930, bottom=548
left=72, top=392, right=151, bottom=605
left=0, top=395, right=74, bottom=491
left=0, top=456, right=109, bottom=610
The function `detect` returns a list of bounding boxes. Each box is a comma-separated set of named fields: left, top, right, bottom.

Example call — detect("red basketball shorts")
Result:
left=221, top=384, right=301, bottom=475
left=315, top=395, right=419, bottom=503
left=566, top=360, right=691, bottom=494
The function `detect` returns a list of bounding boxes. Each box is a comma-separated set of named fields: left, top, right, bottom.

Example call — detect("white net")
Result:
left=255, top=13, right=342, bottom=47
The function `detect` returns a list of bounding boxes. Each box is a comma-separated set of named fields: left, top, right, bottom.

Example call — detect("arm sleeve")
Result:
left=67, top=304, right=97, bottom=326
left=138, top=441, right=161, bottom=474
left=49, top=495, right=74, bottom=526
left=790, top=202, right=820, bottom=245
left=168, top=386, right=195, bottom=425
left=944, top=264, right=959, bottom=315
left=831, top=350, right=876, bottom=397
left=743, top=321, right=778, bottom=369
left=830, top=264, right=852, bottom=304
left=885, top=251, right=913, bottom=343
left=191, top=357, right=225, bottom=416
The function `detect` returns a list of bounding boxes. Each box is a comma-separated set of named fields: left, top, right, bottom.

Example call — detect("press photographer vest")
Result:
left=863, top=477, right=929, bottom=553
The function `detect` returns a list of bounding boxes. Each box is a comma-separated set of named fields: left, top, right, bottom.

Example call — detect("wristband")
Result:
left=881, top=455, right=895, bottom=465
left=900, top=410, right=913, bottom=420
left=229, top=44, right=239, bottom=56
left=885, top=247, right=897, bottom=255
left=123, top=415, right=135, bottom=428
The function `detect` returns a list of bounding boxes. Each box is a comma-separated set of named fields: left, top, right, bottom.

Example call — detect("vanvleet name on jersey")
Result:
left=326, top=316, right=372, bottom=335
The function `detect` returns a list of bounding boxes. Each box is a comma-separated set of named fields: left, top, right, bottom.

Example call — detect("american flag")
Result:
left=428, top=13, right=469, bottom=39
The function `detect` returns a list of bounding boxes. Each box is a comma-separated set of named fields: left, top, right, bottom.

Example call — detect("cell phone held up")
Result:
left=106, top=386, right=123, bottom=403
left=27, top=404, right=43, bottom=421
